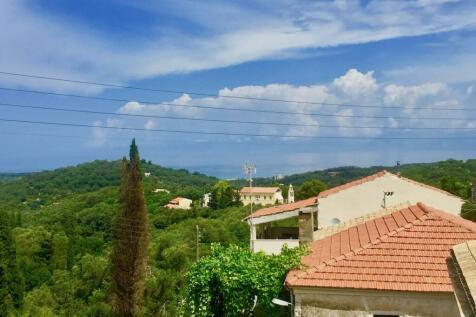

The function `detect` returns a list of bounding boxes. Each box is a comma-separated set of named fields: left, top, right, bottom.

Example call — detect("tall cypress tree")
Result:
left=111, top=139, right=149, bottom=317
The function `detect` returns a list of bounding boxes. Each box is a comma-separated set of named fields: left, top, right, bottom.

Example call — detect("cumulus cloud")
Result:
left=88, top=68, right=471, bottom=144
left=333, top=69, right=378, bottom=97
left=383, top=83, right=450, bottom=110
left=87, top=118, right=124, bottom=147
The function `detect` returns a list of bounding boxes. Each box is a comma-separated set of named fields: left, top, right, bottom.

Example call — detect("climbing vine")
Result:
left=185, top=244, right=307, bottom=317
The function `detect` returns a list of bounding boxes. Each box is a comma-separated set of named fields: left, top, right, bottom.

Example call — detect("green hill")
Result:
left=0, top=160, right=217, bottom=209
left=0, top=160, right=246, bottom=316
left=1, top=158, right=475, bottom=316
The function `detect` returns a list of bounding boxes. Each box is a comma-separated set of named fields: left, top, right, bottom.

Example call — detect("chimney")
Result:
left=298, top=210, right=314, bottom=244
left=472, top=179, right=476, bottom=203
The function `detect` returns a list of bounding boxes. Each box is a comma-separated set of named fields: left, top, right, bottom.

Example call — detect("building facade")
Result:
left=245, top=171, right=464, bottom=254
left=239, top=187, right=284, bottom=206
left=164, top=197, right=193, bottom=210
left=286, top=203, right=476, bottom=317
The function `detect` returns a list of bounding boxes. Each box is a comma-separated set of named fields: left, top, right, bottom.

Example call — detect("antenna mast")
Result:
left=243, top=163, right=256, bottom=215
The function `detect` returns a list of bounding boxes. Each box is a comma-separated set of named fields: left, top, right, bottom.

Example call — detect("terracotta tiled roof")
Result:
left=245, top=197, right=317, bottom=219
left=286, top=203, right=476, bottom=292
left=240, top=187, right=281, bottom=194
left=169, top=197, right=185, bottom=203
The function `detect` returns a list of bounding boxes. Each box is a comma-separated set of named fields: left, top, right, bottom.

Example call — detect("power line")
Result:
left=0, top=87, right=474, bottom=121
left=1, top=117, right=476, bottom=140
left=1, top=101, right=476, bottom=130
left=0, top=70, right=475, bottom=112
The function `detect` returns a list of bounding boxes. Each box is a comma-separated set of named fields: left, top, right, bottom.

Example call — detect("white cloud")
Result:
left=94, top=68, right=470, bottom=143
left=144, top=120, right=156, bottom=130
left=383, top=83, right=449, bottom=107
left=1, top=0, right=476, bottom=92
left=87, top=118, right=124, bottom=147
left=119, top=101, right=144, bottom=114
left=333, top=69, right=378, bottom=97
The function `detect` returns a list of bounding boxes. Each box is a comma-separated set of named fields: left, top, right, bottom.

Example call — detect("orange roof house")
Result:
left=164, top=197, right=192, bottom=210
left=286, top=203, right=476, bottom=317
left=245, top=171, right=464, bottom=255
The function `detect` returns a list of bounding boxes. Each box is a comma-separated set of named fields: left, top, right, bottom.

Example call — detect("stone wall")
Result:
left=293, top=287, right=462, bottom=317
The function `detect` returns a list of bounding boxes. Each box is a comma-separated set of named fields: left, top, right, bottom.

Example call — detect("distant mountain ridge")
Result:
left=1, top=158, right=475, bottom=209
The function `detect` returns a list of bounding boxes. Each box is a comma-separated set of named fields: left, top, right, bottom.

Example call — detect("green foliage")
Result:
left=2, top=157, right=476, bottom=316
left=461, top=200, right=476, bottom=222
left=296, top=179, right=326, bottom=200
left=0, top=159, right=216, bottom=209
left=186, top=244, right=307, bottom=317
left=209, top=181, right=241, bottom=210
left=0, top=210, right=24, bottom=313
left=111, top=139, right=149, bottom=317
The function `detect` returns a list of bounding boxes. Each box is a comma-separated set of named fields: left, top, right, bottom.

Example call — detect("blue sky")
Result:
left=1, top=0, right=476, bottom=178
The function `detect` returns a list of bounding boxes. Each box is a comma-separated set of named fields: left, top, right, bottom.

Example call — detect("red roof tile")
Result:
left=245, top=197, right=317, bottom=219
left=286, top=203, right=476, bottom=293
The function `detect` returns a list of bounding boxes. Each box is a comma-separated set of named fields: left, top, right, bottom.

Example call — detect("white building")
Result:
left=246, top=170, right=465, bottom=254
left=202, top=193, right=211, bottom=207
left=153, top=188, right=170, bottom=194
left=287, top=184, right=295, bottom=203
left=286, top=203, right=476, bottom=317
left=239, top=187, right=283, bottom=206
left=164, top=197, right=193, bottom=210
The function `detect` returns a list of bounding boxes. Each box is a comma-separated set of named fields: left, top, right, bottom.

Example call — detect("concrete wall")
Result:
left=252, top=239, right=299, bottom=255
left=292, top=287, right=463, bottom=317
left=298, top=212, right=314, bottom=244
left=318, top=173, right=463, bottom=228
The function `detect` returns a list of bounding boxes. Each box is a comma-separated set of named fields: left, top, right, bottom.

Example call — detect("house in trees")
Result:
left=202, top=193, right=211, bottom=207
left=164, top=197, right=192, bottom=210
left=246, top=170, right=464, bottom=254
left=285, top=203, right=476, bottom=317
left=239, top=187, right=283, bottom=206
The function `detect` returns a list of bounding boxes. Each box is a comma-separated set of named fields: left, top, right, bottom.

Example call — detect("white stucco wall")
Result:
left=318, top=173, right=464, bottom=228
left=252, top=239, right=299, bottom=254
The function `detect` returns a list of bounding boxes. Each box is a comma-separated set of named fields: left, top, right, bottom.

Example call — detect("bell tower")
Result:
left=288, top=184, right=295, bottom=203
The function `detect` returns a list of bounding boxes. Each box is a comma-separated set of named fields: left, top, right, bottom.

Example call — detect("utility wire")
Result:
left=1, top=101, right=475, bottom=130
left=0, top=87, right=474, bottom=121
left=1, top=117, right=476, bottom=140
left=0, top=70, right=475, bottom=112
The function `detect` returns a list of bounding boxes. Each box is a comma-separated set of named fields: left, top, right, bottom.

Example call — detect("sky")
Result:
left=1, top=0, right=476, bottom=178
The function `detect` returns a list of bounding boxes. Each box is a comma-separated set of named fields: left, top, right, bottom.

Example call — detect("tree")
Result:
left=209, top=181, right=241, bottom=210
left=461, top=200, right=476, bottom=222
left=186, top=244, right=307, bottom=317
left=111, top=139, right=149, bottom=317
left=0, top=210, right=24, bottom=313
left=296, top=179, right=327, bottom=200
